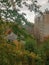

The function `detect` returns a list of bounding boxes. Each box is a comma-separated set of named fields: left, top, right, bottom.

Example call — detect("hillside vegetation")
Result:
left=0, top=19, right=49, bottom=65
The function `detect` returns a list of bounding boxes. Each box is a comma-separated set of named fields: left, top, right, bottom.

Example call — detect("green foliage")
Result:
left=25, top=38, right=37, bottom=52
left=0, top=42, right=42, bottom=65
left=0, top=19, right=43, bottom=65
left=0, top=0, right=49, bottom=65
left=36, top=39, right=49, bottom=65
left=12, top=23, right=33, bottom=41
left=0, top=0, right=30, bottom=26
left=0, top=19, right=49, bottom=65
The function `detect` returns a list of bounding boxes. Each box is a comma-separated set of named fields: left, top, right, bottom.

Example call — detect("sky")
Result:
left=19, top=0, right=49, bottom=23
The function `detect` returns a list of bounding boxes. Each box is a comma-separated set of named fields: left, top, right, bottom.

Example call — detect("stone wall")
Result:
left=34, top=11, right=49, bottom=41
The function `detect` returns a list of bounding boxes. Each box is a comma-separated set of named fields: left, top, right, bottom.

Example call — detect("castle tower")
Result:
left=34, top=10, right=49, bottom=42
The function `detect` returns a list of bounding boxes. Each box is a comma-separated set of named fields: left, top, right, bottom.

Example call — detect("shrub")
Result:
left=25, top=38, right=37, bottom=52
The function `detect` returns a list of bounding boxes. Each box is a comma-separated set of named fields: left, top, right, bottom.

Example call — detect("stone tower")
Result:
left=34, top=10, right=49, bottom=42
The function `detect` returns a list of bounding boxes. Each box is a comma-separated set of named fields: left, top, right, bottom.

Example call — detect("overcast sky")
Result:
left=19, top=0, right=49, bottom=23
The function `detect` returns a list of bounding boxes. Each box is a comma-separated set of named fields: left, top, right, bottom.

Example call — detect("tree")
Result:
left=0, top=0, right=42, bottom=24
left=0, top=0, right=26, bottom=25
